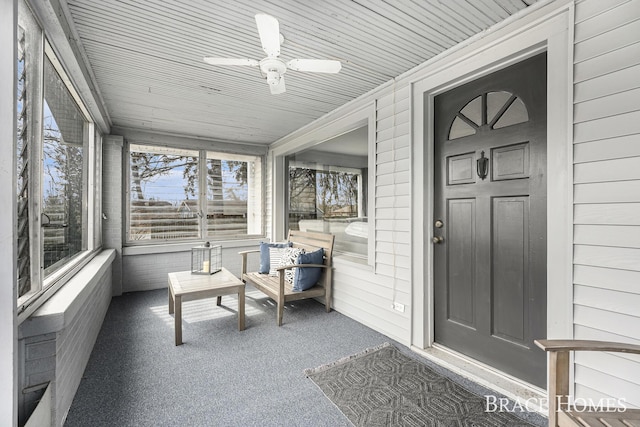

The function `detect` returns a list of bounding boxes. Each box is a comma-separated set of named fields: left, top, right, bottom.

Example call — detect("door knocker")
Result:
left=476, top=151, right=489, bottom=180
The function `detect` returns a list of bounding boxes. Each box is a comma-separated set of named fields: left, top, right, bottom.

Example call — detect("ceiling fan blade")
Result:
left=255, top=13, right=280, bottom=57
left=269, top=75, right=286, bottom=95
left=287, top=59, right=341, bottom=73
left=203, top=57, right=259, bottom=67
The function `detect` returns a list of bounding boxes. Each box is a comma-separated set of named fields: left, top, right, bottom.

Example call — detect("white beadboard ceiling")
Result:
left=63, top=0, right=537, bottom=145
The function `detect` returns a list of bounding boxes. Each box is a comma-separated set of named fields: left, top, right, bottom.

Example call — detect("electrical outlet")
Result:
left=393, top=302, right=405, bottom=313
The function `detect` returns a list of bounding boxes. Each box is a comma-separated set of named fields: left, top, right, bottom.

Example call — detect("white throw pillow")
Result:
left=277, top=247, right=305, bottom=283
left=268, top=247, right=287, bottom=276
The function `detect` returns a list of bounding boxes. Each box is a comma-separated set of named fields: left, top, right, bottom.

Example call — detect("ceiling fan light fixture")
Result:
left=266, top=70, right=281, bottom=86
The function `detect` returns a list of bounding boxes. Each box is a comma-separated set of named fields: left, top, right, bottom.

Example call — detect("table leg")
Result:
left=238, top=286, right=245, bottom=331
left=216, top=296, right=222, bottom=306
left=168, top=286, right=174, bottom=314
left=175, top=295, right=182, bottom=346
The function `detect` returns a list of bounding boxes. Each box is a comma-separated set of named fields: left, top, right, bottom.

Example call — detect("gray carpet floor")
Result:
left=65, top=286, right=547, bottom=426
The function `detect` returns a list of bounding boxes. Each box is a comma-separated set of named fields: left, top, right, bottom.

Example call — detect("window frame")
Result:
left=127, top=144, right=202, bottom=243
left=16, top=1, right=101, bottom=320
left=41, top=50, right=92, bottom=276
left=124, top=142, right=265, bottom=245
left=286, top=159, right=368, bottom=259
left=204, top=150, right=263, bottom=239
left=272, top=104, right=376, bottom=266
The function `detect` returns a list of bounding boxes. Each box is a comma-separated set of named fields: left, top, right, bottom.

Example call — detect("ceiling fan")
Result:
left=203, top=13, right=342, bottom=94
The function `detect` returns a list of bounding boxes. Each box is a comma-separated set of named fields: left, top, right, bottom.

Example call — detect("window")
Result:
left=129, top=145, right=200, bottom=241
left=449, top=91, right=529, bottom=140
left=206, top=152, right=262, bottom=237
left=286, top=126, right=369, bottom=258
left=16, top=0, right=99, bottom=313
left=127, top=145, right=262, bottom=243
left=42, top=56, right=89, bottom=274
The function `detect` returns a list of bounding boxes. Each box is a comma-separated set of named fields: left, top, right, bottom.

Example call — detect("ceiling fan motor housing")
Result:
left=260, top=58, right=286, bottom=85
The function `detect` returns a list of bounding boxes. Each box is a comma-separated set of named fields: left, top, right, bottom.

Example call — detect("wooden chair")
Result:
left=239, top=230, right=334, bottom=326
left=535, top=339, right=640, bottom=427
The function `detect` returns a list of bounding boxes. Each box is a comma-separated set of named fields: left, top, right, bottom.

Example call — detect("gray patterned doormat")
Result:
left=304, top=343, right=541, bottom=427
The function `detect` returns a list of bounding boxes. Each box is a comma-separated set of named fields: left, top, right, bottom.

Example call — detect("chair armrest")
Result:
left=275, top=264, right=330, bottom=272
left=239, top=249, right=261, bottom=277
left=296, top=264, right=330, bottom=269
left=238, top=249, right=260, bottom=255
left=535, top=339, right=640, bottom=426
left=535, top=339, right=640, bottom=355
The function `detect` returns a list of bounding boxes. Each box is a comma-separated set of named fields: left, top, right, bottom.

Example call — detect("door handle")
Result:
left=432, top=236, right=444, bottom=244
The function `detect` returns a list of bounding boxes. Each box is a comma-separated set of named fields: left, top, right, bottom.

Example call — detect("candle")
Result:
left=202, top=260, right=210, bottom=273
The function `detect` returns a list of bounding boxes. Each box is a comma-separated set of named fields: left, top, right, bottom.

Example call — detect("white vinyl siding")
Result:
left=330, top=84, right=413, bottom=344
left=375, top=87, right=412, bottom=290
left=572, top=0, right=640, bottom=408
left=329, top=84, right=413, bottom=345
left=331, top=258, right=409, bottom=343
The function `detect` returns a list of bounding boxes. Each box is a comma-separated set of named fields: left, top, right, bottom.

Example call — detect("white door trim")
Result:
left=411, top=0, right=574, bottom=353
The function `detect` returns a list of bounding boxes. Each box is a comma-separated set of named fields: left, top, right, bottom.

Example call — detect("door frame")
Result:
left=410, top=0, right=574, bottom=362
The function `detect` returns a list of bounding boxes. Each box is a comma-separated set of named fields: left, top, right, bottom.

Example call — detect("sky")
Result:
left=135, top=160, right=248, bottom=204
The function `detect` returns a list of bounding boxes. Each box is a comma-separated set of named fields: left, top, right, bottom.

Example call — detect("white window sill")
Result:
left=333, top=253, right=373, bottom=270
left=19, top=249, right=116, bottom=338
left=122, top=238, right=264, bottom=256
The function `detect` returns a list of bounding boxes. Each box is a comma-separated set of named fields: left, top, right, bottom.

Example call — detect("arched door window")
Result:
left=448, top=91, right=529, bottom=140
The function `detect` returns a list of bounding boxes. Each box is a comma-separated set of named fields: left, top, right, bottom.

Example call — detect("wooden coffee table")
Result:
left=168, top=268, right=245, bottom=345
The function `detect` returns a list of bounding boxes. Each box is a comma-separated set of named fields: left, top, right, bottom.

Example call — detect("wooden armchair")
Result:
left=239, top=230, right=334, bottom=326
left=535, top=339, right=640, bottom=427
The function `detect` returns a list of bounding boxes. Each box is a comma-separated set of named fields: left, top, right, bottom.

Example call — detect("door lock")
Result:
left=432, top=236, right=444, bottom=244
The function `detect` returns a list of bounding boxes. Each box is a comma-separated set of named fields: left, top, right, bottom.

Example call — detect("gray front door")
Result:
left=433, top=53, right=547, bottom=387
